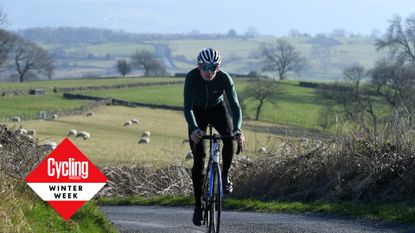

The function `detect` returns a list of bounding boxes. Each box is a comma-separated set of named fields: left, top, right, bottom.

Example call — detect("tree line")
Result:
left=16, top=27, right=259, bottom=44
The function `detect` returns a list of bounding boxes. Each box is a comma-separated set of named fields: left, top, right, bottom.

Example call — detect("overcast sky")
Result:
left=1, top=0, right=414, bottom=36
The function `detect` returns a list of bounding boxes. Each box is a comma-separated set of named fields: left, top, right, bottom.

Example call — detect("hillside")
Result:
left=10, top=27, right=382, bottom=80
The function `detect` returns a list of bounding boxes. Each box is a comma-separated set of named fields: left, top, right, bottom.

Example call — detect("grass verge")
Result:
left=1, top=181, right=118, bottom=233
left=97, top=195, right=415, bottom=225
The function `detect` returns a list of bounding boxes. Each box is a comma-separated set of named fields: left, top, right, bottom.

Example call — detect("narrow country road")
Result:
left=100, top=206, right=415, bottom=233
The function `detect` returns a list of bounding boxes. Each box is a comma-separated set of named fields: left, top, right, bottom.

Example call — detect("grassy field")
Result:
left=73, top=84, right=184, bottom=107
left=0, top=77, right=326, bottom=131
left=0, top=93, right=90, bottom=121
left=73, top=80, right=324, bottom=130
left=16, top=105, right=280, bottom=166
left=0, top=76, right=177, bottom=92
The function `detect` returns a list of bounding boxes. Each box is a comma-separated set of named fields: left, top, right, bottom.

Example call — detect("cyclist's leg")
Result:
left=189, top=108, right=209, bottom=208
left=210, top=102, right=234, bottom=185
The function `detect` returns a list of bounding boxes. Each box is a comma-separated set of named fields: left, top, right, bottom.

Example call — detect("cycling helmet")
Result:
left=197, top=48, right=222, bottom=65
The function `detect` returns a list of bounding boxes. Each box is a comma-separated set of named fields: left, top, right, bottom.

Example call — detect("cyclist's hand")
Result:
left=234, top=130, right=245, bottom=145
left=190, top=129, right=204, bottom=143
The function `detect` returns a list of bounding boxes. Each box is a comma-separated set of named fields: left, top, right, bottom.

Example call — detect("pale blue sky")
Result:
left=1, top=0, right=414, bottom=35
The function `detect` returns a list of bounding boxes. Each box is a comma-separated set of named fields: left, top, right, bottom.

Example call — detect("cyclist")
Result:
left=183, top=47, right=245, bottom=226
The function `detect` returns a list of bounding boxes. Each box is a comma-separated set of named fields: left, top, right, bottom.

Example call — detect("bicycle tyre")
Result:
left=207, top=163, right=221, bottom=233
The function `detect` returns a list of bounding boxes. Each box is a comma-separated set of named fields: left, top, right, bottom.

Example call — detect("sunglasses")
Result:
left=200, top=63, right=219, bottom=72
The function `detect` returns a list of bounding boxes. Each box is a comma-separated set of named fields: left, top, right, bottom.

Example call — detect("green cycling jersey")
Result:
left=183, top=68, right=242, bottom=132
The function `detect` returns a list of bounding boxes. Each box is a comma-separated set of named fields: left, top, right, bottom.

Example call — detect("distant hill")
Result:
left=14, top=27, right=250, bottom=44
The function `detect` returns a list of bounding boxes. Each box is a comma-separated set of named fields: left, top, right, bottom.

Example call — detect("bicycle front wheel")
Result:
left=207, top=164, right=222, bottom=233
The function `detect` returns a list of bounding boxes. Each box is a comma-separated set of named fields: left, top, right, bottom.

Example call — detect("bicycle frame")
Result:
left=207, top=137, right=223, bottom=199
left=201, top=125, right=224, bottom=233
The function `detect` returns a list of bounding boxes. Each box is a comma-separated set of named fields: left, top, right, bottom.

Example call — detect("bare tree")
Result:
left=0, top=8, right=7, bottom=28
left=0, top=29, right=15, bottom=68
left=371, top=60, right=415, bottom=127
left=130, top=49, right=167, bottom=76
left=240, top=80, right=281, bottom=120
left=0, top=9, right=12, bottom=68
left=259, top=39, right=306, bottom=80
left=317, top=64, right=379, bottom=136
left=376, top=14, right=415, bottom=65
left=116, top=59, right=131, bottom=77
left=13, top=39, right=54, bottom=82
left=244, top=26, right=259, bottom=38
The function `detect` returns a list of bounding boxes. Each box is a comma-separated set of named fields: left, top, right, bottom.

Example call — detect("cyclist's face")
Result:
left=198, top=63, right=219, bottom=81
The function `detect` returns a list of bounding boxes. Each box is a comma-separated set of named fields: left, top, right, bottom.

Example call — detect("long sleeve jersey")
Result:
left=183, top=68, right=242, bottom=132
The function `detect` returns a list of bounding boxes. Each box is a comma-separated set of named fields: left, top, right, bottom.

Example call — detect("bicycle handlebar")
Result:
left=200, top=135, right=243, bottom=155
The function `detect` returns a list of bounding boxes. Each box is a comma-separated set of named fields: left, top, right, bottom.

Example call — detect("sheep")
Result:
left=185, top=151, right=193, bottom=160
left=258, top=147, right=267, bottom=153
left=138, top=137, right=150, bottom=144
left=52, top=114, right=58, bottom=120
left=67, top=129, right=77, bottom=137
left=123, top=121, right=132, bottom=127
left=43, top=141, right=57, bottom=150
left=11, top=116, right=21, bottom=122
left=24, top=134, right=34, bottom=142
left=86, top=112, right=95, bottom=117
left=27, top=129, right=36, bottom=137
left=131, top=118, right=140, bottom=124
left=76, top=131, right=90, bottom=140
left=16, top=128, right=28, bottom=135
left=142, top=131, right=151, bottom=137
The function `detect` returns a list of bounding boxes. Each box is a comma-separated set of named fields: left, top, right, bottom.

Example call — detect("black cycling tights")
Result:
left=188, top=102, right=234, bottom=207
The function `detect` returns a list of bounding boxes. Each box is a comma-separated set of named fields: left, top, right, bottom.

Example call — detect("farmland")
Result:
left=17, top=105, right=281, bottom=167
left=0, top=76, right=327, bottom=166
left=25, top=34, right=383, bottom=80
left=0, top=77, right=326, bottom=131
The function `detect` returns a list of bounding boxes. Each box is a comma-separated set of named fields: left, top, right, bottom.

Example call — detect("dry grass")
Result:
left=231, top=126, right=415, bottom=203
left=98, top=165, right=193, bottom=197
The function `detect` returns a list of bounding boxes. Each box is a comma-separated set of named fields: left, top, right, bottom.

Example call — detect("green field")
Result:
left=0, top=93, right=89, bottom=121
left=0, top=76, right=177, bottom=92
left=0, top=77, right=325, bottom=131
left=73, top=80, right=323, bottom=130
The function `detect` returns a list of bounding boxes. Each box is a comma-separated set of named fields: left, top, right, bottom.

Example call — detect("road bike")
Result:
left=200, top=125, right=242, bottom=233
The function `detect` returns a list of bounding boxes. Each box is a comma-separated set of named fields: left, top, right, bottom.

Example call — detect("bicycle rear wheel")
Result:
left=206, top=164, right=222, bottom=233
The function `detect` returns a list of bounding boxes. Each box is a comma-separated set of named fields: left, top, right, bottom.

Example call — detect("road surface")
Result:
left=100, top=206, right=415, bottom=233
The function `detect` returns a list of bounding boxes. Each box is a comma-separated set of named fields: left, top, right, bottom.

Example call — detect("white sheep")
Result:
left=16, top=128, right=28, bottom=135
left=123, top=121, right=132, bottom=127
left=142, top=131, right=151, bottom=137
left=44, top=141, right=57, bottom=150
left=52, top=114, right=58, bottom=120
left=86, top=112, right=95, bottom=117
left=11, top=116, right=21, bottom=122
left=67, top=129, right=77, bottom=137
left=258, top=147, right=267, bottom=153
left=27, top=129, right=36, bottom=137
left=138, top=137, right=150, bottom=144
left=131, top=118, right=140, bottom=124
left=24, top=134, right=34, bottom=142
left=185, top=151, right=193, bottom=160
left=76, top=131, right=90, bottom=140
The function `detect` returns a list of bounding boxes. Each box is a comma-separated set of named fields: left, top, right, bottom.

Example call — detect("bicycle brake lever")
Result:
left=236, top=143, right=243, bottom=155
